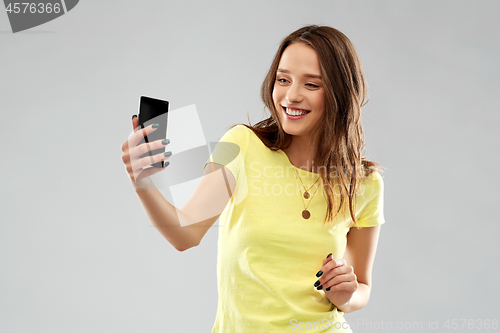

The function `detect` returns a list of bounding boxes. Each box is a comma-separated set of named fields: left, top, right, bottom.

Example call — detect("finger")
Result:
left=322, top=273, right=357, bottom=288
left=316, top=254, right=336, bottom=282
left=326, top=261, right=352, bottom=277
left=320, top=257, right=343, bottom=276
left=132, top=138, right=170, bottom=160
left=329, top=258, right=345, bottom=270
left=321, top=252, right=333, bottom=267
left=318, top=260, right=351, bottom=287
left=128, top=123, right=160, bottom=150
left=325, top=279, right=358, bottom=293
left=315, top=269, right=348, bottom=291
left=132, top=149, right=172, bottom=175
left=316, top=254, right=338, bottom=289
left=132, top=115, right=138, bottom=132
left=325, top=253, right=333, bottom=264
left=131, top=142, right=171, bottom=171
left=136, top=161, right=170, bottom=181
left=335, top=258, right=346, bottom=267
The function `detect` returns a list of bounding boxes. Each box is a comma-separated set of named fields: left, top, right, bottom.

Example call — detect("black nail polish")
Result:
left=314, top=280, right=321, bottom=287
left=326, top=253, right=332, bottom=259
left=326, top=287, right=331, bottom=291
left=132, top=114, right=137, bottom=120
left=316, top=285, right=323, bottom=290
left=316, top=270, right=323, bottom=278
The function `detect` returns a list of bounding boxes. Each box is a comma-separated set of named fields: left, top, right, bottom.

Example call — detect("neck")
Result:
left=283, top=135, right=318, bottom=173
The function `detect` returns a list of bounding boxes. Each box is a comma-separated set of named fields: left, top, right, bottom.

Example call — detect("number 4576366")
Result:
left=6, top=2, right=61, bottom=14
left=443, top=319, right=498, bottom=330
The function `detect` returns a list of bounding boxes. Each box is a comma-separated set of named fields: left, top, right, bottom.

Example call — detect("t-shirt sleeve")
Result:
left=354, top=171, right=386, bottom=228
left=204, top=125, right=246, bottom=181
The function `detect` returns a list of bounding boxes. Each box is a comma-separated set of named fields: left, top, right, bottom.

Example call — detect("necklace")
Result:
left=293, top=168, right=321, bottom=219
left=295, top=168, right=321, bottom=199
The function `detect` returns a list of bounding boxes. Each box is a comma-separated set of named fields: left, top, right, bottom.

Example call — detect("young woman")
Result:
left=121, top=25, right=385, bottom=332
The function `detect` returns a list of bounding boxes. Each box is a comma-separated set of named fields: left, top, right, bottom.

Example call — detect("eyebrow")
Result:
left=277, top=68, right=322, bottom=80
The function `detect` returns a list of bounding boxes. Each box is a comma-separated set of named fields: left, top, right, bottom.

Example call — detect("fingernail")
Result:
left=316, top=270, right=323, bottom=278
left=316, top=285, right=323, bottom=290
left=326, top=253, right=332, bottom=259
left=161, top=139, right=170, bottom=145
left=152, top=123, right=159, bottom=128
left=132, top=115, right=137, bottom=120
left=314, top=280, right=321, bottom=287
left=164, top=151, right=172, bottom=157
left=326, top=287, right=331, bottom=291
left=164, top=161, right=170, bottom=167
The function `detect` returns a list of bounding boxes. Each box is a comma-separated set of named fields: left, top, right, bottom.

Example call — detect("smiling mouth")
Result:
left=282, top=105, right=311, bottom=116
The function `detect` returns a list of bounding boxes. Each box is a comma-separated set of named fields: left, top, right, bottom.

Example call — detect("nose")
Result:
left=285, top=82, right=302, bottom=104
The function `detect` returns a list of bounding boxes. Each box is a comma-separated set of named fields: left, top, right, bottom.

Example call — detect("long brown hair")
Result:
left=245, top=25, right=382, bottom=228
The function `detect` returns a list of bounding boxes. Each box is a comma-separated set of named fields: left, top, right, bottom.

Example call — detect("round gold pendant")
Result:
left=302, top=210, right=311, bottom=219
left=303, top=192, right=310, bottom=199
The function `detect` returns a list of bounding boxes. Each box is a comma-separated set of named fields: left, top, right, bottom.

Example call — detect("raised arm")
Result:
left=121, top=117, right=235, bottom=251
left=133, top=162, right=235, bottom=251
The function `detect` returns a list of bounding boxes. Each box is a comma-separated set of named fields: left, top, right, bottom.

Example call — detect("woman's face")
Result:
left=273, top=42, right=325, bottom=140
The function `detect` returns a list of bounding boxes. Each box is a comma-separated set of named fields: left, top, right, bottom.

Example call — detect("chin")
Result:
left=281, top=124, right=306, bottom=137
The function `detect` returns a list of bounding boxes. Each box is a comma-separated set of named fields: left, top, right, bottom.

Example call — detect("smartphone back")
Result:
left=137, top=96, right=169, bottom=168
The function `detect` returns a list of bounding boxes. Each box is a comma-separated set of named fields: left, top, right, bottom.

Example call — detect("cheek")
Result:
left=271, top=88, right=282, bottom=119
left=272, top=85, right=280, bottom=105
left=315, top=93, right=326, bottom=112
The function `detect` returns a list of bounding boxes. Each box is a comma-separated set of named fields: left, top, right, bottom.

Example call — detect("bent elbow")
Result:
left=174, top=240, right=200, bottom=252
left=175, top=245, right=191, bottom=252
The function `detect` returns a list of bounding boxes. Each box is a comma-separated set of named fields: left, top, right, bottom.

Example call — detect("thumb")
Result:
left=132, top=115, right=138, bottom=132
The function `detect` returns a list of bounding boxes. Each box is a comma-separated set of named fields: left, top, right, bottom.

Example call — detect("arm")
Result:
left=134, top=162, right=235, bottom=252
left=318, top=225, right=382, bottom=313
left=122, top=118, right=238, bottom=252
left=335, top=225, right=381, bottom=312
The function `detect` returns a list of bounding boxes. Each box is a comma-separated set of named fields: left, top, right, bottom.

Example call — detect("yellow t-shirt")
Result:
left=207, top=125, right=385, bottom=333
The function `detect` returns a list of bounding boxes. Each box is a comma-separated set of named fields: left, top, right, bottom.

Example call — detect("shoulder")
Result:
left=360, top=170, right=384, bottom=198
left=354, top=170, right=385, bottom=227
left=366, top=170, right=383, bottom=182
left=219, top=124, right=251, bottom=141
left=212, top=125, right=255, bottom=163
left=219, top=124, right=263, bottom=147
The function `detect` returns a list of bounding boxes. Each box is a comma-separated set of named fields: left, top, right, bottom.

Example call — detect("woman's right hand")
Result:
left=121, top=115, right=171, bottom=190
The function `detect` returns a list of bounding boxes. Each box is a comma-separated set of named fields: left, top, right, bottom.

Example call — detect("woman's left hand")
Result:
left=314, top=254, right=358, bottom=311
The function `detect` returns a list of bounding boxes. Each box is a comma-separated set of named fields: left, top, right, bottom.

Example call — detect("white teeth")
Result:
left=285, top=107, right=308, bottom=116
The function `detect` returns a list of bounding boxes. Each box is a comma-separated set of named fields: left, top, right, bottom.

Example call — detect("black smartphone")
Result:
left=137, top=96, right=169, bottom=168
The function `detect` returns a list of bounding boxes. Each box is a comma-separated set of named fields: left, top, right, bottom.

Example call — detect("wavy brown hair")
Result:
left=244, top=25, right=382, bottom=228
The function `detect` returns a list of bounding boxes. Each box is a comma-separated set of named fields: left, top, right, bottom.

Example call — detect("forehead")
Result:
left=278, top=43, right=321, bottom=75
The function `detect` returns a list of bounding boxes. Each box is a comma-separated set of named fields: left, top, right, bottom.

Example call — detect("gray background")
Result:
left=1, top=0, right=499, bottom=332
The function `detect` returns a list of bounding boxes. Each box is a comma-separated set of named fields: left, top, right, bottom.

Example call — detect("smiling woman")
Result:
left=274, top=43, right=326, bottom=139
left=122, top=25, right=385, bottom=333
left=254, top=25, right=379, bottom=225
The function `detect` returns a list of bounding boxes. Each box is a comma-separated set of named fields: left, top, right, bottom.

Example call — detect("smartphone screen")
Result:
left=137, top=96, right=169, bottom=168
